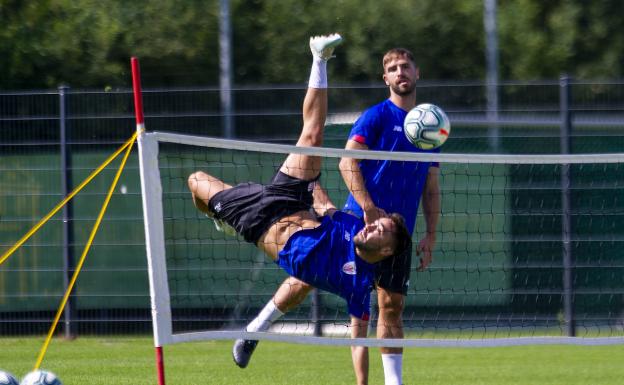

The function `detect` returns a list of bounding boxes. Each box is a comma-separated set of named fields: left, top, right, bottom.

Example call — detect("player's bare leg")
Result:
left=278, top=87, right=326, bottom=179
left=279, top=33, right=342, bottom=181
left=377, top=288, right=405, bottom=385
left=273, top=276, right=314, bottom=312
left=187, top=171, right=231, bottom=214
left=233, top=33, right=342, bottom=369
left=187, top=171, right=236, bottom=235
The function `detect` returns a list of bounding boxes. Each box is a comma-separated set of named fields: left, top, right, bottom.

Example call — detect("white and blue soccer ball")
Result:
left=19, top=371, right=62, bottom=385
left=403, top=103, right=451, bottom=150
left=0, top=370, right=19, bottom=385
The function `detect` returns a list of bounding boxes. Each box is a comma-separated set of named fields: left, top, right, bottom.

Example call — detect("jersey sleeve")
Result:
left=348, top=106, right=382, bottom=148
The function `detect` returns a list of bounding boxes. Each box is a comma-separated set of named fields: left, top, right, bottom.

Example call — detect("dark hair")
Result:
left=382, top=48, right=416, bottom=71
left=388, top=213, right=412, bottom=258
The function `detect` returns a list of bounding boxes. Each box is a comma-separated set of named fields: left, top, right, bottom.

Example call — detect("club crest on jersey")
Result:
left=342, top=261, right=356, bottom=275
left=344, top=231, right=350, bottom=241
left=214, top=202, right=222, bottom=212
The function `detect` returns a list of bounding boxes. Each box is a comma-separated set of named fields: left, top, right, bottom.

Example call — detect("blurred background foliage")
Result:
left=1, top=0, right=623, bottom=89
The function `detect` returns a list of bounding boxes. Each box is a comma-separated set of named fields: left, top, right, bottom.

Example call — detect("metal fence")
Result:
left=1, top=79, right=624, bottom=336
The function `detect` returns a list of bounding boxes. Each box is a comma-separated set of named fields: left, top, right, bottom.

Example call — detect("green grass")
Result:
left=1, top=336, right=624, bottom=384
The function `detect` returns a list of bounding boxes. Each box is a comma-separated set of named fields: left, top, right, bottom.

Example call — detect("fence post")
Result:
left=484, top=0, right=500, bottom=153
left=559, top=75, right=575, bottom=337
left=311, top=289, right=322, bottom=336
left=219, top=0, right=235, bottom=138
left=59, top=85, right=76, bottom=338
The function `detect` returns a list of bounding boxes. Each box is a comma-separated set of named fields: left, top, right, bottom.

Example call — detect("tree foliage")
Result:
left=498, top=1, right=624, bottom=79
left=0, top=0, right=622, bottom=90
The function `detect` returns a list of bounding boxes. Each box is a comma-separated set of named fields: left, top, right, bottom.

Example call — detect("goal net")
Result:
left=138, top=130, right=624, bottom=348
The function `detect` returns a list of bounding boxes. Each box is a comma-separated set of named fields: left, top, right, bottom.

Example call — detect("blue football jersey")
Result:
left=276, top=211, right=375, bottom=320
left=343, top=99, right=439, bottom=233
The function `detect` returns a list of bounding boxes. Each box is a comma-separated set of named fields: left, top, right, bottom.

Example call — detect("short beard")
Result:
left=354, top=237, right=377, bottom=254
left=390, top=81, right=416, bottom=96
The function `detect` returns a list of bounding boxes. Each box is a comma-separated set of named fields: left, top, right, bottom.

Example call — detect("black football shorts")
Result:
left=208, top=171, right=318, bottom=244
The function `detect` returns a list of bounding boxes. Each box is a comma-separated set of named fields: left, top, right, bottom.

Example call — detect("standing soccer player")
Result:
left=339, top=47, right=441, bottom=385
left=233, top=44, right=440, bottom=385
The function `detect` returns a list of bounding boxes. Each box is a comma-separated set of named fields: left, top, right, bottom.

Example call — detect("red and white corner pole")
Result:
left=154, top=346, right=166, bottom=385
left=131, top=56, right=166, bottom=385
left=131, top=57, right=145, bottom=134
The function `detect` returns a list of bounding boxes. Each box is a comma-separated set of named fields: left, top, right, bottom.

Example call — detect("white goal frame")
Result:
left=138, top=130, right=624, bottom=350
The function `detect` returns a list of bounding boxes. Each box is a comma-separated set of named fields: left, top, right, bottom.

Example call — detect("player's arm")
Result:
left=350, top=315, right=369, bottom=385
left=417, top=166, right=440, bottom=271
left=312, top=182, right=338, bottom=217
left=339, top=140, right=386, bottom=223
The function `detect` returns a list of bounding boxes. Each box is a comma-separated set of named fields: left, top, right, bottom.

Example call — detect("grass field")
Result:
left=1, top=336, right=624, bottom=384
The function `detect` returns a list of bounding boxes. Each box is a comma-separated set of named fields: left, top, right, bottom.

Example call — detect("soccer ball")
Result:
left=19, top=371, right=62, bottom=385
left=0, top=370, right=19, bottom=385
left=403, top=103, right=451, bottom=150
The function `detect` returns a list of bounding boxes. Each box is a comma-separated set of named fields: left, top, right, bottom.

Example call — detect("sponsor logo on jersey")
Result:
left=342, top=261, right=356, bottom=275
left=393, top=125, right=403, bottom=132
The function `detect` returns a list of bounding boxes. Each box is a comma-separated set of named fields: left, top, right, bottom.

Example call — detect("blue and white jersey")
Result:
left=343, top=99, right=440, bottom=233
left=277, top=211, right=375, bottom=320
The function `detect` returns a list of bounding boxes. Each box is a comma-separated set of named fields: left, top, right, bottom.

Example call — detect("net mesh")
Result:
left=146, top=131, right=624, bottom=346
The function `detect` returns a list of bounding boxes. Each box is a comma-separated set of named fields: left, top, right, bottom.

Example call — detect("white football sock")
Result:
left=308, top=57, right=328, bottom=89
left=246, top=300, right=284, bottom=332
left=382, top=353, right=403, bottom=385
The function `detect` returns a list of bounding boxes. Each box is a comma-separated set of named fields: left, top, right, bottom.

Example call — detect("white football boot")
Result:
left=309, top=33, right=343, bottom=61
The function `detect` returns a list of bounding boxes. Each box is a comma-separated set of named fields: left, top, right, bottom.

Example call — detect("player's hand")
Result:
left=363, top=206, right=387, bottom=225
left=416, top=233, right=436, bottom=271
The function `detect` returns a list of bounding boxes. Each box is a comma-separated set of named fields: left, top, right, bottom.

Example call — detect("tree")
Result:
left=498, top=0, right=624, bottom=79
left=1, top=0, right=623, bottom=89
left=0, top=0, right=220, bottom=89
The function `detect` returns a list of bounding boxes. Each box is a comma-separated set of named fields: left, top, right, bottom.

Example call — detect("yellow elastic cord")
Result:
left=34, top=135, right=137, bottom=370
left=0, top=132, right=138, bottom=267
